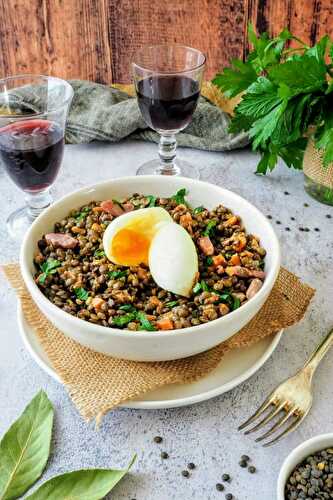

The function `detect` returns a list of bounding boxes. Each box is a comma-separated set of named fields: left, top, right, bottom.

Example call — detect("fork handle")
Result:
left=304, top=327, right=333, bottom=379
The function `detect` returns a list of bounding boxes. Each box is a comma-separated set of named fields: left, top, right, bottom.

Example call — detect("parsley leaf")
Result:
left=119, top=304, right=136, bottom=312
left=212, top=59, right=257, bottom=98
left=108, top=270, right=128, bottom=279
left=94, top=249, right=105, bottom=257
left=165, top=300, right=179, bottom=308
left=146, top=195, right=157, bottom=207
left=136, top=311, right=156, bottom=331
left=39, top=259, right=61, bottom=284
left=113, top=313, right=137, bottom=327
left=203, top=219, right=218, bottom=236
left=75, top=206, right=90, bottom=222
left=192, top=282, right=202, bottom=294
left=74, top=288, right=89, bottom=301
left=171, top=188, right=188, bottom=206
left=193, top=206, right=205, bottom=214
left=232, top=297, right=241, bottom=310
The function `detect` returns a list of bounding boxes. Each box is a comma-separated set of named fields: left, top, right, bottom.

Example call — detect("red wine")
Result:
left=137, top=76, right=200, bottom=131
left=0, top=119, right=64, bottom=192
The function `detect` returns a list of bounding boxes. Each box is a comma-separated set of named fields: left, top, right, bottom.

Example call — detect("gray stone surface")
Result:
left=0, top=141, right=332, bottom=500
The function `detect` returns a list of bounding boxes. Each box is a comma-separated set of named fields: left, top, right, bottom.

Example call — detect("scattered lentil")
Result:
left=225, top=494, right=233, bottom=500
left=153, top=436, right=163, bottom=443
left=216, top=483, right=225, bottom=491
left=276, top=220, right=281, bottom=224
left=285, top=227, right=290, bottom=231
left=187, top=462, right=196, bottom=470
left=161, top=451, right=169, bottom=459
left=248, top=466, right=256, bottom=474
left=326, top=214, right=332, bottom=218
left=181, top=470, right=190, bottom=478
left=314, top=227, right=320, bottom=232
left=267, top=215, right=272, bottom=219
left=239, top=459, right=247, bottom=468
left=304, top=203, right=309, bottom=207
left=241, top=455, right=250, bottom=462
left=284, top=191, right=290, bottom=195
left=222, top=473, right=231, bottom=482
left=290, top=216, right=295, bottom=221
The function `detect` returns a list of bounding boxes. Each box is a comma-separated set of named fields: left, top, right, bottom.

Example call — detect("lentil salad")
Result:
left=33, top=189, right=266, bottom=332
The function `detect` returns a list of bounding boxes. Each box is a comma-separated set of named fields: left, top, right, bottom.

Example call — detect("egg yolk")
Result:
left=111, top=228, right=151, bottom=266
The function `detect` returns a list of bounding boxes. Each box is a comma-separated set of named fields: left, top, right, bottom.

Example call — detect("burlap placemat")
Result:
left=3, top=264, right=314, bottom=422
left=303, top=136, right=333, bottom=189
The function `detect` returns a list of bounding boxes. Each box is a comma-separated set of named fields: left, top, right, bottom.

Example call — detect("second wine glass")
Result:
left=132, top=45, right=206, bottom=179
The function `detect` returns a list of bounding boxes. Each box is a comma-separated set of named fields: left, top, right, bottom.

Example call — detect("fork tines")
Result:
left=238, top=395, right=305, bottom=447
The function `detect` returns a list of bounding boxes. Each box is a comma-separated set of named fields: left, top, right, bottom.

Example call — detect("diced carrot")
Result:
left=156, top=318, right=174, bottom=330
left=212, top=254, right=227, bottom=267
left=224, top=215, right=238, bottom=227
left=146, top=314, right=156, bottom=321
left=92, top=297, right=105, bottom=310
left=234, top=235, right=247, bottom=251
left=92, top=206, right=104, bottom=213
left=229, top=254, right=241, bottom=265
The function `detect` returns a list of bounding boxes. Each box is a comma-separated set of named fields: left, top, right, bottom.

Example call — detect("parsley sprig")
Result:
left=213, top=24, right=333, bottom=173
left=113, top=305, right=156, bottom=331
left=38, top=259, right=61, bottom=284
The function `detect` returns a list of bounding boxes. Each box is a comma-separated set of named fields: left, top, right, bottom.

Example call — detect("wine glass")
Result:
left=0, top=75, right=73, bottom=239
left=132, top=45, right=206, bottom=179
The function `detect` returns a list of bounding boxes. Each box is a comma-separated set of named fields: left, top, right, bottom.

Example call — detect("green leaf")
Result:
left=212, top=59, right=257, bottom=98
left=278, top=138, right=307, bottom=170
left=232, top=297, right=241, bottom=310
left=192, top=282, right=202, bottom=294
left=146, top=195, right=157, bottom=207
left=0, top=390, right=54, bottom=500
left=171, top=188, right=188, bottom=206
left=119, top=304, right=136, bottom=312
left=136, top=311, right=156, bottom=331
left=26, top=454, right=136, bottom=500
left=108, top=270, right=128, bottom=279
left=112, top=313, right=137, bottom=327
left=255, top=150, right=278, bottom=175
left=200, top=280, right=209, bottom=292
left=193, top=206, right=205, bottom=214
left=314, top=114, right=333, bottom=167
left=250, top=101, right=287, bottom=150
left=268, top=56, right=327, bottom=94
left=305, top=35, right=329, bottom=63
left=94, top=249, right=105, bottom=258
left=75, top=207, right=90, bottom=222
left=74, top=288, right=89, bottom=301
left=203, top=219, right=217, bottom=236
left=39, top=259, right=61, bottom=284
left=236, top=77, right=282, bottom=119
left=206, top=256, right=213, bottom=265
left=228, top=112, right=253, bottom=134
left=165, top=301, right=178, bottom=308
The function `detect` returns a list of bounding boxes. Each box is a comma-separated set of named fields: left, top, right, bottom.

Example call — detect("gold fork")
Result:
left=238, top=327, right=333, bottom=446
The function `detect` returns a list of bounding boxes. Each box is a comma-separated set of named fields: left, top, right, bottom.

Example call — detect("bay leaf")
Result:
left=0, top=390, right=54, bottom=500
left=26, top=454, right=137, bottom=500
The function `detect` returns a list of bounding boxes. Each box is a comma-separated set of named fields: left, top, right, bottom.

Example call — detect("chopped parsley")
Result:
left=232, top=297, right=241, bottom=310
left=113, top=313, right=137, bottom=327
left=146, top=195, right=157, bottom=207
left=193, top=206, right=205, bottom=214
left=39, top=259, right=61, bottom=284
left=74, top=287, right=89, bottom=301
left=165, top=300, right=179, bottom=308
left=119, top=304, right=136, bottom=312
left=206, top=256, right=213, bottom=265
left=137, top=311, right=156, bottom=331
left=192, top=282, right=202, bottom=294
left=203, top=219, right=218, bottom=236
left=171, top=188, right=188, bottom=206
left=75, top=206, right=90, bottom=222
left=108, top=270, right=128, bottom=279
left=94, top=249, right=105, bottom=257
left=201, top=280, right=209, bottom=292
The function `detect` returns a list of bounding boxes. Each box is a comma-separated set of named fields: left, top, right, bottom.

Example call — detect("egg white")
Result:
left=149, top=222, right=198, bottom=297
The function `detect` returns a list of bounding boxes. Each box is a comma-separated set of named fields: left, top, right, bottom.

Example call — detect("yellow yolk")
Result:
left=111, top=228, right=150, bottom=266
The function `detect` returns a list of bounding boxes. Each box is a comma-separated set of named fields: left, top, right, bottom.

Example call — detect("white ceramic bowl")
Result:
left=277, top=433, right=333, bottom=499
left=20, top=175, right=280, bottom=361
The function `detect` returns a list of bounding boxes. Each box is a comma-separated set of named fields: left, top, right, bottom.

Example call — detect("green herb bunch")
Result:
left=212, top=25, right=333, bottom=174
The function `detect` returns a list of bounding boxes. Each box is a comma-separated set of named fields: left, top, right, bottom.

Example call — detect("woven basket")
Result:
left=303, top=136, right=333, bottom=190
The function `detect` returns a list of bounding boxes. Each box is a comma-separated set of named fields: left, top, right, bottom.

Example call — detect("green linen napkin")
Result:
left=65, top=80, right=249, bottom=151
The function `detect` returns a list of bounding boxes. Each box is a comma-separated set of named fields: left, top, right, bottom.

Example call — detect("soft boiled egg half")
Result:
left=103, top=207, right=198, bottom=297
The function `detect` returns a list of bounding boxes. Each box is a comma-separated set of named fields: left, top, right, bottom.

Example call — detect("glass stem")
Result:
left=25, top=188, right=53, bottom=220
left=158, top=134, right=180, bottom=176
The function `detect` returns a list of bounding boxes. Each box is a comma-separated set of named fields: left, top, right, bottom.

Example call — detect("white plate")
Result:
left=18, top=305, right=282, bottom=410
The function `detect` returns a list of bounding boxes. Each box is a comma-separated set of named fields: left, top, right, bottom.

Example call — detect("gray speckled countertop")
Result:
left=0, top=141, right=332, bottom=500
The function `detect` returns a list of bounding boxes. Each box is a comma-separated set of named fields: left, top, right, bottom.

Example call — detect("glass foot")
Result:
left=6, top=206, right=33, bottom=240
left=136, top=158, right=200, bottom=179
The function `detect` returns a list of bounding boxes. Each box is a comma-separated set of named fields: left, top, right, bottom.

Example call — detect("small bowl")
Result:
left=277, top=433, right=333, bottom=499
left=20, top=175, right=280, bottom=361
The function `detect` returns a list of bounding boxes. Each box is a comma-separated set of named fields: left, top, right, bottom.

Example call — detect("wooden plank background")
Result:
left=0, top=0, right=332, bottom=84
